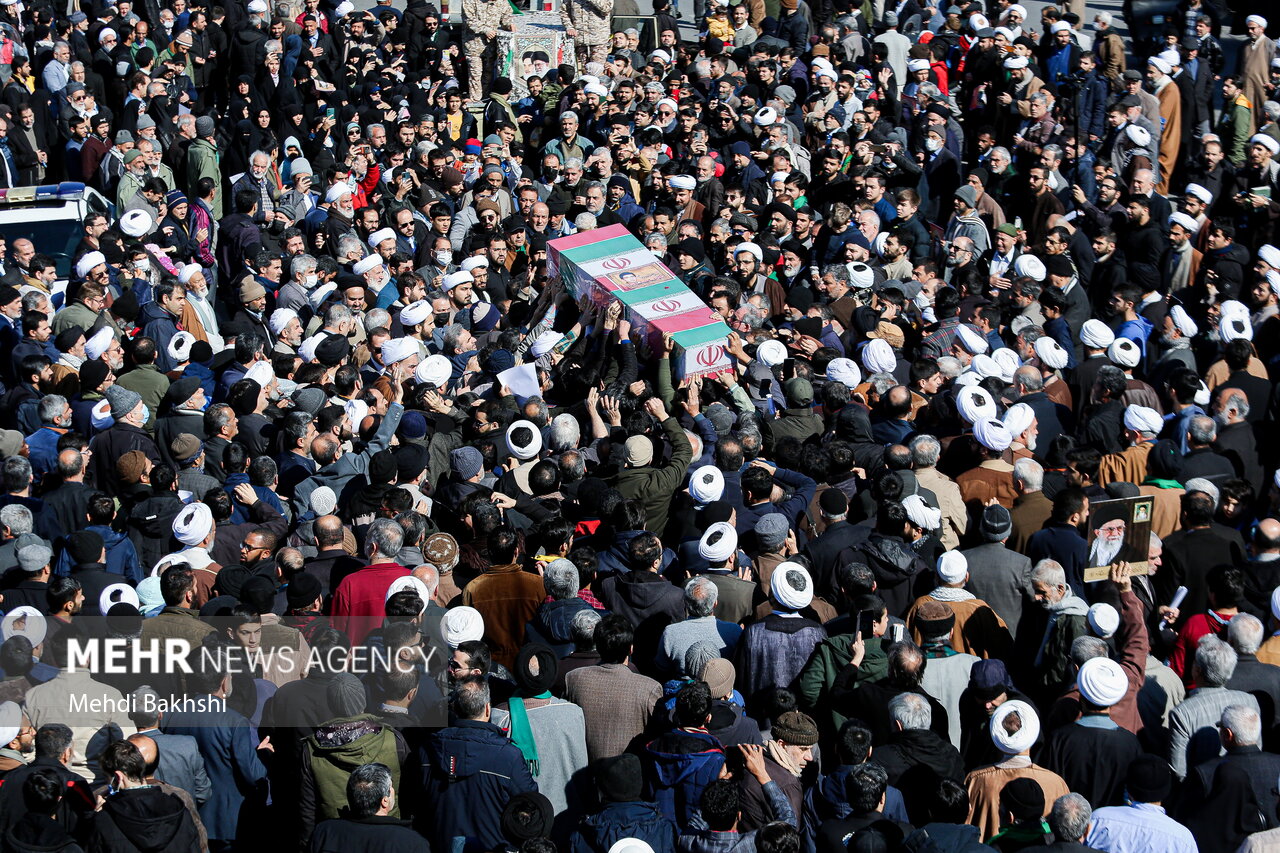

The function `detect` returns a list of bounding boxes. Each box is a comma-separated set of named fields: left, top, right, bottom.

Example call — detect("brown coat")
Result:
left=1154, top=78, right=1182, bottom=193
left=1097, top=441, right=1153, bottom=488
left=957, top=460, right=1017, bottom=509
left=564, top=663, right=662, bottom=762
left=905, top=593, right=1013, bottom=659
left=1009, top=491, right=1053, bottom=554
left=916, top=466, right=967, bottom=551
left=462, top=562, right=545, bottom=670
left=1137, top=484, right=1184, bottom=539
left=965, top=761, right=1070, bottom=840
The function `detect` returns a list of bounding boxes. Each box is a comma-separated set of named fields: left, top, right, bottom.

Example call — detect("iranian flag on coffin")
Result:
left=547, top=225, right=732, bottom=378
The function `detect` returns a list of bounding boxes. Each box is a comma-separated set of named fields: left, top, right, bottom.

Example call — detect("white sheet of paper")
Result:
left=498, top=364, right=540, bottom=403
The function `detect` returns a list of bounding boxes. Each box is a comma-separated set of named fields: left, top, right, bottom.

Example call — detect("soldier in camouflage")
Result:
left=560, top=0, right=613, bottom=70
left=463, top=0, right=515, bottom=102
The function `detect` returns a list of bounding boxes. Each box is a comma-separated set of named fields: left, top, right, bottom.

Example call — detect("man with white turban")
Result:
left=957, top=418, right=1017, bottom=509
left=964, top=698, right=1070, bottom=840
left=905, top=551, right=1013, bottom=660
left=1243, top=15, right=1274, bottom=136
left=734, top=562, right=826, bottom=699
left=1097, top=404, right=1162, bottom=487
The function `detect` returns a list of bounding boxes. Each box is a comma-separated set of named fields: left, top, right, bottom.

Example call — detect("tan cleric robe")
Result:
left=957, top=458, right=1017, bottom=509
left=966, top=757, right=1070, bottom=841
left=1154, top=76, right=1182, bottom=193
left=905, top=591, right=1013, bottom=659
left=1243, top=35, right=1275, bottom=135
left=1097, top=441, right=1153, bottom=487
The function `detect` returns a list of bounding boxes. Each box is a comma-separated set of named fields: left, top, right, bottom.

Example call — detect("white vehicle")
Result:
left=0, top=182, right=114, bottom=302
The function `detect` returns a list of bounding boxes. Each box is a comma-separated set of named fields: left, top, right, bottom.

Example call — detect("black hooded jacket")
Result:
left=89, top=787, right=202, bottom=853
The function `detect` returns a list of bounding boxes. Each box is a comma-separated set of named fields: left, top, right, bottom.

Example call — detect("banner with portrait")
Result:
left=1082, top=496, right=1154, bottom=582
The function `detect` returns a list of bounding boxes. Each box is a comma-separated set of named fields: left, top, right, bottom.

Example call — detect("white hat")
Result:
left=1, top=606, right=46, bottom=646
left=119, top=209, right=152, bottom=238
left=298, top=334, right=324, bottom=362
left=325, top=183, right=351, bottom=203
left=415, top=354, right=452, bottom=388
left=772, top=562, right=814, bottom=610
left=698, top=522, right=738, bottom=562
left=333, top=0, right=354, bottom=14
left=248, top=0, right=268, bottom=10
left=75, top=251, right=106, bottom=278
left=382, top=337, right=419, bottom=365
left=1169, top=305, right=1198, bottom=337
left=1077, top=655, right=1127, bottom=706
left=584, top=82, right=609, bottom=98
left=974, top=417, right=1013, bottom=452
left=1248, top=14, right=1269, bottom=28
left=1148, top=56, right=1171, bottom=75
left=993, top=26, right=1015, bottom=40
left=955, top=324, right=989, bottom=355
left=1269, top=271, right=1280, bottom=298
left=530, top=330, right=565, bottom=358
left=1003, top=55, right=1028, bottom=69
left=609, top=840, right=656, bottom=853
left=826, top=358, right=861, bottom=389
left=1050, top=20, right=1070, bottom=32
left=1003, top=402, right=1036, bottom=438
left=460, top=256, right=490, bottom=273
left=167, top=331, right=196, bottom=364
left=753, top=107, right=778, bottom=127
left=1004, top=3, right=1027, bottom=17
left=815, top=67, right=839, bottom=81
left=1013, top=254, right=1046, bottom=281
left=957, top=385, right=997, bottom=424
left=84, top=326, right=114, bottom=360
left=1107, top=338, right=1141, bottom=368
left=669, top=174, right=696, bottom=190
left=244, top=361, right=274, bottom=388
left=1088, top=602, right=1121, bottom=639
left=0, top=701, right=20, bottom=747
left=1034, top=337, right=1069, bottom=369
left=99, top=582, right=141, bottom=616
left=970, top=353, right=1001, bottom=379
left=1169, top=212, right=1200, bottom=233
left=1262, top=245, right=1280, bottom=271
left=902, top=495, right=941, bottom=531
left=907, top=58, right=930, bottom=72
left=756, top=339, right=787, bottom=367
left=442, top=271, right=472, bottom=291
left=937, top=551, right=968, bottom=584
left=688, top=465, right=725, bottom=505
left=1124, top=404, right=1163, bottom=435
left=650, top=50, right=672, bottom=64
left=269, top=308, right=298, bottom=336
left=400, top=300, right=432, bottom=327
left=506, top=419, right=543, bottom=460
left=1195, top=380, right=1211, bottom=407
left=1125, top=125, right=1151, bottom=147
left=1185, top=183, right=1214, bottom=204
left=91, top=399, right=113, bottom=430
left=172, top=502, right=214, bottom=546
left=385, top=574, right=431, bottom=604
left=443, top=606, right=484, bottom=648
left=1253, top=134, right=1280, bottom=155
left=990, top=700, right=1039, bottom=754
left=179, top=263, right=203, bottom=285
left=857, top=340, right=892, bottom=375
left=1221, top=299, right=1251, bottom=320
left=352, top=254, right=382, bottom=276
left=367, top=228, right=396, bottom=248
left=1080, top=319, right=1115, bottom=349
left=311, top=486, right=337, bottom=516
left=991, top=348, right=1022, bottom=382
left=735, top=242, right=764, bottom=263
left=848, top=263, right=875, bottom=289
left=1221, top=315, right=1253, bottom=342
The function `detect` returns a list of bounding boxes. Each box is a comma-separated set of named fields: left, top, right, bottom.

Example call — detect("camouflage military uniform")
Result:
left=560, top=0, right=612, bottom=69
left=463, top=0, right=513, bottom=101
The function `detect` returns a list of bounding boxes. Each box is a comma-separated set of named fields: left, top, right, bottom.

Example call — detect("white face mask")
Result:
left=435, top=250, right=452, bottom=266
left=305, top=273, right=318, bottom=287
left=925, top=138, right=942, bottom=152
left=134, top=259, right=150, bottom=272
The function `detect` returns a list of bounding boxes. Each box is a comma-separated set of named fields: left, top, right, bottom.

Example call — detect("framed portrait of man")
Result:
left=1083, top=496, right=1155, bottom=582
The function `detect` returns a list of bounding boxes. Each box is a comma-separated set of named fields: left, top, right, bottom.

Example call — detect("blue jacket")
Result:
left=24, top=426, right=64, bottom=484
left=223, top=471, right=286, bottom=524
left=162, top=698, right=268, bottom=843
left=571, top=800, right=679, bottom=853
left=525, top=597, right=596, bottom=658
left=139, top=300, right=182, bottom=372
left=419, top=719, right=536, bottom=853
left=647, top=729, right=726, bottom=831
left=802, top=767, right=909, bottom=853
left=54, top=524, right=143, bottom=584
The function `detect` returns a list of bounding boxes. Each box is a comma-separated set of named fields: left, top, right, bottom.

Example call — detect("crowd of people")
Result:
left=2, top=0, right=1280, bottom=850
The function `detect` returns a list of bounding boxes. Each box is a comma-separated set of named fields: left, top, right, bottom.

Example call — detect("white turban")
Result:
left=990, top=700, right=1040, bottom=754
left=609, top=840, right=656, bottom=853
left=907, top=58, right=930, bottom=72
left=173, top=502, right=214, bottom=546
left=1077, top=655, right=1128, bottom=706
left=1013, top=255, right=1046, bottom=281
left=119, top=209, right=152, bottom=237
left=1003, top=55, right=1028, bottom=69
left=506, top=420, right=543, bottom=460
left=902, top=495, right=941, bottom=531
left=1004, top=3, right=1026, bottom=17
left=1158, top=48, right=1181, bottom=68
left=991, top=348, right=1022, bottom=382
left=1088, top=602, right=1121, bottom=639
left=1271, top=586, right=1280, bottom=622
left=826, top=358, right=862, bottom=389
left=1034, top=337, right=1069, bottom=369
left=955, top=324, right=989, bottom=354
left=84, top=327, right=114, bottom=360
left=367, top=227, right=396, bottom=248
left=1080, top=319, right=1115, bottom=349
left=444, top=606, right=485, bottom=648
left=937, top=551, right=968, bottom=584
left=772, top=562, right=814, bottom=610
left=1, top=606, right=46, bottom=646
left=974, top=417, right=1013, bottom=453
left=1148, top=56, right=1170, bottom=75
left=1169, top=305, right=1197, bottom=337
left=400, top=300, right=432, bottom=327
left=531, top=331, right=565, bottom=358
left=1125, top=125, right=1151, bottom=147
left=862, top=338, right=897, bottom=374
left=970, top=354, right=1001, bottom=379
left=298, top=334, right=324, bottom=362
left=325, top=183, right=351, bottom=203
left=1169, top=212, right=1200, bottom=233
left=753, top=107, right=778, bottom=127
left=957, top=385, right=997, bottom=424
left=1269, top=271, right=1280, bottom=298
left=460, top=256, right=490, bottom=272
left=698, top=522, right=738, bottom=562
left=244, top=361, right=273, bottom=388
left=415, top=354, right=452, bottom=388
left=669, top=174, right=696, bottom=190
left=269, top=308, right=298, bottom=336
left=1050, top=20, right=1070, bottom=32
left=735, top=242, right=764, bottom=263
left=352, top=254, right=383, bottom=276
left=757, top=339, right=787, bottom=367
left=0, top=701, right=20, bottom=746
left=1185, top=183, right=1214, bottom=205
left=1003, top=402, right=1036, bottom=438
left=100, top=583, right=140, bottom=616
left=1254, top=134, right=1280, bottom=155
left=1107, top=338, right=1141, bottom=368
left=91, top=400, right=113, bottom=430
left=442, top=271, right=472, bottom=291
left=1249, top=14, right=1269, bottom=28
left=385, top=574, right=432, bottom=604
left=1195, top=380, right=1211, bottom=407
left=382, top=337, right=419, bottom=365
left=689, top=465, right=725, bottom=505
left=1260, top=244, right=1280, bottom=269
left=75, top=251, right=106, bottom=278
left=1124, top=404, right=1163, bottom=435
left=1221, top=315, right=1253, bottom=342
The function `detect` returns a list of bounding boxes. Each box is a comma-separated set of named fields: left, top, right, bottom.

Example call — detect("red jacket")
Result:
left=331, top=562, right=408, bottom=645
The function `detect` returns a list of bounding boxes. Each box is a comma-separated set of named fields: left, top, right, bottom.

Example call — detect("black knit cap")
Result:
left=999, top=777, right=1045, bottom=822
left=286, top=572, right=322, bottom=610
left=595, top=753, right=644, bottom=803
left=1125, top=754, right=1173, bottom=803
